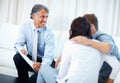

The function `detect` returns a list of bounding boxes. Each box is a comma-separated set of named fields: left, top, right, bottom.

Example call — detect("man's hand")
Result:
left=33, top=62, right=41, bottom=72
left=71, top=36, right=90, bottom=45
left=55, top=56, right=61, bottom=68
left=21, top=49, right=28, bottom=56
left=71, top=36, right=111, bottom=54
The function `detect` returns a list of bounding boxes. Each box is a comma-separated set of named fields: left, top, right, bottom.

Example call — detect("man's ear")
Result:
left=91, top=24, right=96, bottom=32
left=69, top=30, right=72, bottom=35
left=32, top=14, right=35, bottom=19
left=91, top=24, right=96, bottom=36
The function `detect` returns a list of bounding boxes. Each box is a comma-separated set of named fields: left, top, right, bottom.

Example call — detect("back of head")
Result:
left=83, top=14, right=98, bottom=30
left=30, top=4, right=49, bottom=19
left=69, top=17, right=91, bottom=39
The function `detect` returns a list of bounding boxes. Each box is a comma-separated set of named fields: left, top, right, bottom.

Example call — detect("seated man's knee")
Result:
left=13, top=53, right=22, bottom=63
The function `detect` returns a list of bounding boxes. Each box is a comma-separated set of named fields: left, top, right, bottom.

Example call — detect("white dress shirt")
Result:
left=57, top=40, right=102, bottom=83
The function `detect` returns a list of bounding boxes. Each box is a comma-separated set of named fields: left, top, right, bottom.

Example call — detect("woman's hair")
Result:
left=30, top=4, right=49, bottom=19
left=69, top=17, right=91, bottom=39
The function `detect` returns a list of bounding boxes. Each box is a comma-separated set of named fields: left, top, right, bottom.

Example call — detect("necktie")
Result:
left=32, top=29, right=39, bottom=62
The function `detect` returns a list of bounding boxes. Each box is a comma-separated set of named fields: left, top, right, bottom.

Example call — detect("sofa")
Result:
left=0, top=23, right=69, bottom=77
left=0, top=23, right=120, bottom=82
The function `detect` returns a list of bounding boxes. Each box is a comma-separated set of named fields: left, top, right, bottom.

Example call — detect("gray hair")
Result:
left=30, top=4, right=49, bottom=19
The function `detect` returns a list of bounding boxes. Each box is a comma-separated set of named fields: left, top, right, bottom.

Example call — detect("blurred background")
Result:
left=0, top=0, right=120, bottom=36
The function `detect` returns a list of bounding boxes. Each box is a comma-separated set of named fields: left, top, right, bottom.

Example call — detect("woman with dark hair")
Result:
left=37, top=17, right=102, bottom=83
left=69, top=16, right=91, bottom=39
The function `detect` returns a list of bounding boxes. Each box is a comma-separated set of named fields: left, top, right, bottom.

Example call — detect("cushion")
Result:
left=0, top=23, right=20, bottom=50
left=0, top=48, right=16, bottom=69
left=53, top=31, right=69, bottom=57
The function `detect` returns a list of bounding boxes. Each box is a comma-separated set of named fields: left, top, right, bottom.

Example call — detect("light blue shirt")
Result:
left=93, top=31, right=120, bottom=61
left=14, top=20, right=55, bottom=65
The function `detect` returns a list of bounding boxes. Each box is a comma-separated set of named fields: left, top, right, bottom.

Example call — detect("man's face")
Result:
left=91, top=24, right=97, bottom=36
left=33, top=8, right=48, bottom=28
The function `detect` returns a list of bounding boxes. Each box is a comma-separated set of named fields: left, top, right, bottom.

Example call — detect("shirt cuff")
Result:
left=14, top=45, right=24, bottom=53
left=42, top=58, right=52, bottom=66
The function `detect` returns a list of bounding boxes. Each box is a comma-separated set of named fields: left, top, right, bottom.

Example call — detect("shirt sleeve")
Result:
left=14, top=25, right=26, bottom=52
left=57, top=41, right=70, bottom=81
left=97, top=34, right=118, bottom=55
left=42, top=30, right=55, bottom=65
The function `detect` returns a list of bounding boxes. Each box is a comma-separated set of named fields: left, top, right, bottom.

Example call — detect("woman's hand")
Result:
left=55, top=56, right=61, bottom=68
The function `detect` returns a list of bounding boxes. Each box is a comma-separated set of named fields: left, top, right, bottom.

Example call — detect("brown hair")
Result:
left=83, top=14, right=98, bottom=30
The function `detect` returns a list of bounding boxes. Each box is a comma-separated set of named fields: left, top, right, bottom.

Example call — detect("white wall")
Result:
left=0, top=0, right=120, bottom=37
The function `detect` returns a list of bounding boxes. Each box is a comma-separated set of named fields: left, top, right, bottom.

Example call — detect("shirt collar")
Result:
left=92, top=30, right=101, bottom=39
left=31, top=20, right=47, bottom=32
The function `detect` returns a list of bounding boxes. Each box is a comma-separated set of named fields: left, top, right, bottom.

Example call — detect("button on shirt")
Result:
left=14, top=20, right=55, bottom=65
left=92, top=31, right=120, bottom=61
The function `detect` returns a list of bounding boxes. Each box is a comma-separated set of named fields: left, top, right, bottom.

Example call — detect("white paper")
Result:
left=19, top=51, right=34, bottom=69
